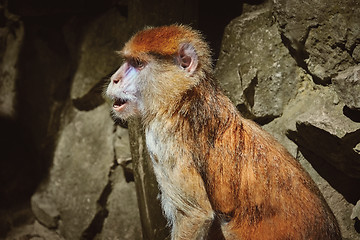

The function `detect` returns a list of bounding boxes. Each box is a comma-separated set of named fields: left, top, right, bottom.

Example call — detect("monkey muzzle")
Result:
left=112, top=97, right=128, bottom=112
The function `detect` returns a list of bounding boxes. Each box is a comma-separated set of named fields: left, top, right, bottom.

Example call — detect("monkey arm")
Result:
left=153, top=159, right=215, bottom=240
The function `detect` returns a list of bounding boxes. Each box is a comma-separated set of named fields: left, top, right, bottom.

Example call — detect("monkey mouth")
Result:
left=112, top=98, right=128, bottom=112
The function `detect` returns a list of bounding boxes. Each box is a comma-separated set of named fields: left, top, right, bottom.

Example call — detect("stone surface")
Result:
left=0, top=11, right=23, bottom=119
left=95, top=166, right=142, bottom=240
left=31, top=193, right=60, bottom=229
left=355, top=143, right=360, bottom=154
left=262, top=68, right=313, bottom=158
left=114, top=126, right=132, bottom=165
left=31, top=103, right=142, bottom=240
left=273, top=0, right=360, bottom=84
left=286, top=85, right=360, bottom=178
left=69, top=8, right=128, bottom=100
left=352, top=200, right=360, bottom=220
left=215, top=7, right=300, bottom=124
left=0, top=203, right=35, bottom=239
left=5, top=220, right=64, bottom=240
left=32, top=104, right=115, bottom=240
left=333, top=64, right=360, bottom=110
left=27, top=7, right=143, bottom=240
left=354, top=45, right=360, bottom=63
left=304, top=13, right=357, bottom=83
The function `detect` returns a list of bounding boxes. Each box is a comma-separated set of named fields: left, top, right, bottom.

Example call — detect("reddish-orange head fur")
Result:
left=121, top=25, right=212, bottom=73
left=125, top=25, right=191, bottom=56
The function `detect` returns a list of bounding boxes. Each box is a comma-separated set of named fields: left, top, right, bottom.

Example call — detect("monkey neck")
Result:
left=143, top=76, right=240, bottom=140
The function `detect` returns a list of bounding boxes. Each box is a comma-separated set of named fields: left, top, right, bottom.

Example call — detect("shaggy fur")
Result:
left=106, top=25, right=341, bottom=240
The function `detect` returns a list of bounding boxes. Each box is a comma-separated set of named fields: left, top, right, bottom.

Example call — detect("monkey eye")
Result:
left=129, top=58, right=146, bottom=70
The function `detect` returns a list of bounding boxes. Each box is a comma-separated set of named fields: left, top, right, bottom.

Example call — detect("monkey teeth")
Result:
left=113, top=98, right=128, bottom=112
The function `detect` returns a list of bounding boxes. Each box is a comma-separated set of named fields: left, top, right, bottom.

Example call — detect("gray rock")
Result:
left=33, top=104, right=115, bottom=240
left=333, top=64, right=360, bottom=110
left=355, top=143, right=360, bottom=154
left=95, top=166, right=142, bottom=240
left=304, top=13, right=357, bottom=83
left=215, top=7, right=300, bottom=123
left=286, top=85, right=360, bottom=178
left=262, top=68, right=312, bottom=157
left=30, top=8, right=142, bottom=240
left=353, top=45, right=360, bottom=63
left=114, top=126, right=132, bottom=165
left=23, top=104, right=141, bottom=240
left=273, top=0, right=360, bottom=84
left=70, top=8, right=129, bottom=100
left=93, top=125, right=142, bottom=240
left=0, top=10, right=23, bottom=118
left=5, top=221, right=64, bottom=240
left=31, top=192, right=60, bottom=229
left=351, top=200, right=360, bottom=220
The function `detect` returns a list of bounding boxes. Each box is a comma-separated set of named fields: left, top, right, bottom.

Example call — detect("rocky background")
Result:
left=0, top=0, right=359, bottom=239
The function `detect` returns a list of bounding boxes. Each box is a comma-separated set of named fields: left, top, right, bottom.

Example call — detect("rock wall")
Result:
left=1, top=2, right=144, bottom=239
left=1, top=0, right=359, bottom=239
left=215, top=1, right=360, bottom=239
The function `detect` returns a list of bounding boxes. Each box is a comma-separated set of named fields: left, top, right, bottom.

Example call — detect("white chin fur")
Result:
left=111, top=102, right=139, bottom=120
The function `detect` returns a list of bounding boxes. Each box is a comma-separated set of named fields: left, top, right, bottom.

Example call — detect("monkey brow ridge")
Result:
left=125, top=25, right=196, bottom=56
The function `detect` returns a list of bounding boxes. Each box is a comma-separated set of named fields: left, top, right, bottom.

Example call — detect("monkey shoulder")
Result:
left=145, top=122, right=182, bottom=167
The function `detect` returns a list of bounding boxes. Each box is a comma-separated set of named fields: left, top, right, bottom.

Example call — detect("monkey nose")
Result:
left=113, top=78, right=120, bottom=84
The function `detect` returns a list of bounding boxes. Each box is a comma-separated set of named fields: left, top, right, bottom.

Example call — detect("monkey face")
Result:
left=106, top=48, right=199, bottom=121
left=106, top=25, right=213, bottom=121
left=106, top=59, right=145, bottom=120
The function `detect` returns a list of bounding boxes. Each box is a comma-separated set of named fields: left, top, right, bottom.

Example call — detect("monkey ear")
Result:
left=177, top=43, right=198, bottom=74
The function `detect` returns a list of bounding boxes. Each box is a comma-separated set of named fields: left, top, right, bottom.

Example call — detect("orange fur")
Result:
left=125, top=25, right=190, bottom=56
left=164, top=79, right=341, bottom=239
left=122, top=25, right=213, bottom=75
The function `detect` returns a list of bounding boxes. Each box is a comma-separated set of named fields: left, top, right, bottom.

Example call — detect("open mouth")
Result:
left=113, top=98, right=128, bottom=112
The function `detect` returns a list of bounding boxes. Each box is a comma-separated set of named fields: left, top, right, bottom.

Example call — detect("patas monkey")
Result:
left=106, top=25, right=341, bottom=240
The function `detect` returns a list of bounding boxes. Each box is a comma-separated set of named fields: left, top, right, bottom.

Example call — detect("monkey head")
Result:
left=106, top=25, right=212, bottom=120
